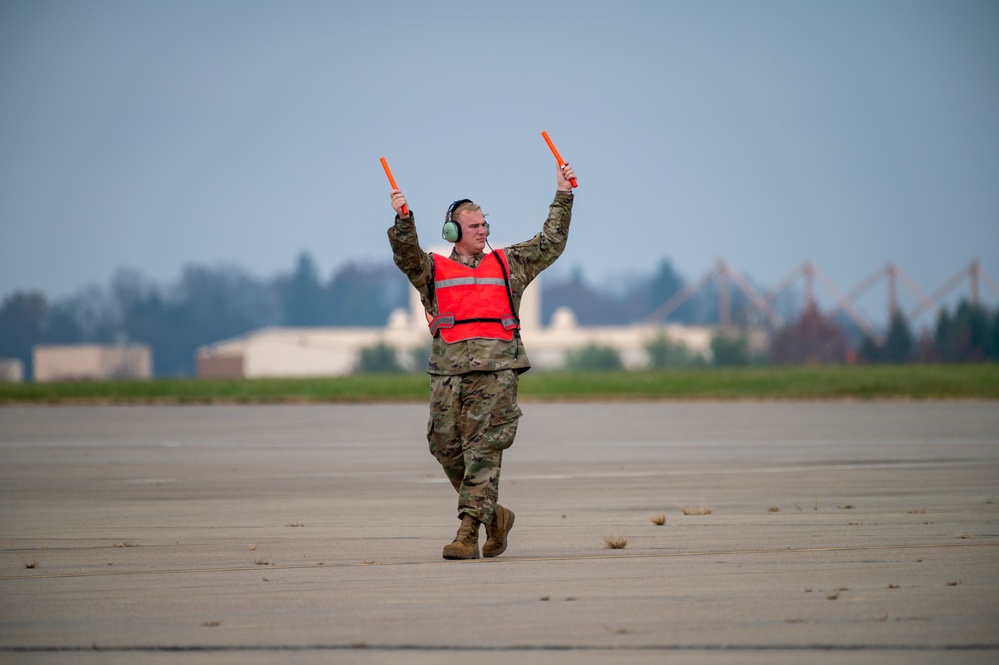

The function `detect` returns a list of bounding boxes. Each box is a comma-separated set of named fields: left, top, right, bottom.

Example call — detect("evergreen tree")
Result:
left=711, top=333, right=753, bottom=367
left=644, top=259, right=684, bottom=317
left=327, top=261, right=408, bottom=326
left=282, top=253, right=326, bottom=326
left=987, top=309, right=999, bottom=361
left=935, top=300, right=991, bottom=362
left=879, top=311, right=914, bottom=363
left=0, top=292, right=47, bottom=378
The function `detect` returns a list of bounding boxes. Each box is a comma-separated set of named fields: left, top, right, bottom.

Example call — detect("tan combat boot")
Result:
left=482, top=505, right=515, bottom=558
left=442, top=513, right=481, bottom=560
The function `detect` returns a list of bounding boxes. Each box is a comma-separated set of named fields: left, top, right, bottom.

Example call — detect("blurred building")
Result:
left=196, top=278, right=720, bottom=378
left=0, top=358, right=24, bottom=383
left=33, top=345, right=152, bottom=382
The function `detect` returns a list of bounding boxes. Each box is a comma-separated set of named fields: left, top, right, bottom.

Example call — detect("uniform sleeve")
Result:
left=387, top=214, right=436, bottom=313
left=504, top=190, right=574, bottom=297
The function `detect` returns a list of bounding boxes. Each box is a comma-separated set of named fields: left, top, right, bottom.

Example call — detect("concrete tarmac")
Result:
left=1, top=401, right=997, bottom=664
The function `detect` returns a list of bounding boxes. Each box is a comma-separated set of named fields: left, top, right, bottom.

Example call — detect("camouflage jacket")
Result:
left=388, top=190, right=574, bottom=375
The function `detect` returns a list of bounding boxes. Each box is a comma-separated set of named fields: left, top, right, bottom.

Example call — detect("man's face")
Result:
left=454, top=209, right=489, bottom=256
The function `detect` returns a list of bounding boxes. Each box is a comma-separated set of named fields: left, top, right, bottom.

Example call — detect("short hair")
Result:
left=447, top=200, right=481, bottom=222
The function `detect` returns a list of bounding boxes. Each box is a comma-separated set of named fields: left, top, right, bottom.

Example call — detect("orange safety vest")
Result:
left=428, top=250, right=520, bottom=343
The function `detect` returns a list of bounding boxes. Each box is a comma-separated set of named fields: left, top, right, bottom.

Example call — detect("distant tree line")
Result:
left=0, top=253, right=409, bottom=377
left=2, top=253, right=996, bottom=378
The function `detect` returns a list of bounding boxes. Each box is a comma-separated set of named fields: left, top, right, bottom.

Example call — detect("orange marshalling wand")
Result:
left=380, top=157, right=408, bottom=215
left=541, top=131, right=577, bottom=188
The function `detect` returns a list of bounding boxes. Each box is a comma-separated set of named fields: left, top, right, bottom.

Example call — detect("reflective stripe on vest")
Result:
left=429, top=250, right=519, bottom=343
left=435, top=277, right=508, bottom=289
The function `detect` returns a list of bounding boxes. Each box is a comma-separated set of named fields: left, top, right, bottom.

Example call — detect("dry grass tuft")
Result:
left=286, top=522, right=305, bottom=528
left=838, top=504, right=854, bottom=510
left=254, top=559, right=273, bottom=566
left=202, top=620, right=221, bottom=627
left=679, top=503, right=713, bottom=516
left=245, top=544, right=257, bottom=551
left=114, top=541, right=137, bottom=548
left=24, top=560, right=38, bottom=569
left=947, top=580, right=962, bottom=586
left=908, top=508, right=926, bottom=514
left=955, top=532, right=975, bottom=539
left=604, top=535, right=629, bottom=549
left=768, top=506, right=781, bottom=513
left=650, top=513, right=667, bottom=526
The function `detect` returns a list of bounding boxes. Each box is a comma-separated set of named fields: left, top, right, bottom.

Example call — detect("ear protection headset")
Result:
left=442, top=198, right=489, bottom=243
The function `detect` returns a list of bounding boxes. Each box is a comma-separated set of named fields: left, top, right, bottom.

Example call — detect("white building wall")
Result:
left=0, top=358, right=24, bottom=382
left=34, top=345, right=152, bottom=382
left=196, top=280, right=732, bottom=378
left=243, top=331, right=358, bottom=377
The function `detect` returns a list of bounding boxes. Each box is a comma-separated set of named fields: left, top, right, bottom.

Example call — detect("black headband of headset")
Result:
left=447, top=199, right=474, bottom=220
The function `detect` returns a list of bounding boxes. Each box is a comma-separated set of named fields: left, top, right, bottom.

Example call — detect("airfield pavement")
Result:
left=0, top=401, right=997, bottom=665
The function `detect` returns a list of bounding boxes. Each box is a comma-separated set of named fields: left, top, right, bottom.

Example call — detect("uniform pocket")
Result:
left=484, top=403, right=523, bottom=451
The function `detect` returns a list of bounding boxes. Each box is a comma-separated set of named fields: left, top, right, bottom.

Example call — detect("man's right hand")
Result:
left=391, top=190, right=410, bottom=217
left=557, top=163, right=576, bottom=192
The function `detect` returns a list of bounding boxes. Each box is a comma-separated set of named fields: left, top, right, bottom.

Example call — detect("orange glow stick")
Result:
left=380, top=157, right=408, bottom=215
left=541, top=131, right=577, bottom=188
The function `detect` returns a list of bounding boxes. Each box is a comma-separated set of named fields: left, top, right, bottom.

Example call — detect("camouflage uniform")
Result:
left=388, top=190, right=573, bottom=524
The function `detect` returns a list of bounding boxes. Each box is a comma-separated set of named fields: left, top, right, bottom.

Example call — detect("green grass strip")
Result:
left=519, top=364, right=999, bottom=400
left=0, top=364, right=996, bottom=404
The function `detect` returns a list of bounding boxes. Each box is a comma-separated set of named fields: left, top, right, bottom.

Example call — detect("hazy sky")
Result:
left=2, top=0, right=997, bottom=322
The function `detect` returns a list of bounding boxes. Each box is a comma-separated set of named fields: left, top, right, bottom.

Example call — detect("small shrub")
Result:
left=564, top=343, right=623, bottom=371
left=355, top=342, right=404, bottom=374
left=604, top=535, right=628, bottom=549
left=645, top=334, right=704, bottom=368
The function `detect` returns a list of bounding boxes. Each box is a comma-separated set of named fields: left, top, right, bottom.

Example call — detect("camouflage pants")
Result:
left=427, top=369, right=523, bottom=525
